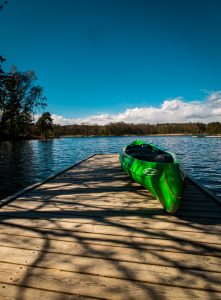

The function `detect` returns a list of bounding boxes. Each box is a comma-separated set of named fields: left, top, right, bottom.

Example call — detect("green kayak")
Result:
left=119, top=140, right=186, bottom=213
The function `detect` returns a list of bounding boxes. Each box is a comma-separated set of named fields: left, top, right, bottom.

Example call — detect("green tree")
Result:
left=0, top=59, right=47, bottom=139
left=15, top=111, right=33, bottom=137
left=206, top=122, right=221, bottom=135
left=194, top=122, right=206, bottom=134
left=36, top=112, right=53, bottom=138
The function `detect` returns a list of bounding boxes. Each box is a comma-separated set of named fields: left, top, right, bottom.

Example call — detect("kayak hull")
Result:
left=119, top=140, right=186, bottom=213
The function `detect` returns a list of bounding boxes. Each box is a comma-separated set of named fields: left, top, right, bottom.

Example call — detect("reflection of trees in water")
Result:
left=0, top=139, right=59, bottom=199
left=33, top=139, right=55, bottom=177
left=0, top=141, right=36, bottom=198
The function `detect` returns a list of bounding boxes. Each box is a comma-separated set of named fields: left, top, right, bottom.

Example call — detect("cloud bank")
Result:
left=37, top=91, right=221, bottom=125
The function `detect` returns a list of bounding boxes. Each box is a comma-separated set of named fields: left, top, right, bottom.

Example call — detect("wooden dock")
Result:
left=0, top=154, right=221, bottom=299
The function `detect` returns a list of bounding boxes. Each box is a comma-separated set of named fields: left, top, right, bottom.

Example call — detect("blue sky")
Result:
left=1, top=0, right=221, bottom=124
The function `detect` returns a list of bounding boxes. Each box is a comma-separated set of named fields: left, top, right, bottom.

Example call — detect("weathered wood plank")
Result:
left=0, top=218, right=221, bottom=244
left=0, top=245, right=221, bottom=292
left=2, top=205, right=221, bottom=219
left=1, top=210, right=221, bottom=229
left=1, top=206, right=221, bottom=227
left=1, top=229, right=221, bottom=256
left=1, top=213, right=221, bottom=234
left=5, top=197, right=221, bottom=212
left=5, top=198, right=162, bottom=210
left=1, top=261, right=221, bottom=300
left=0, top=283, right=85, bottom=300
left=0, top=234, right=221, bottom=274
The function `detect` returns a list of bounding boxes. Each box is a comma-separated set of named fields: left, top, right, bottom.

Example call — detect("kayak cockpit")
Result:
left=125, top=143, right=174, bottom=163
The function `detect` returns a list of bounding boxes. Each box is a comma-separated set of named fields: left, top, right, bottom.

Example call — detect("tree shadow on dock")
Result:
left=0, top=155, right=221, bottom=299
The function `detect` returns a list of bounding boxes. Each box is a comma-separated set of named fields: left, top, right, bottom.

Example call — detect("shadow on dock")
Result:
left=0, top=154, right=221, bottom=299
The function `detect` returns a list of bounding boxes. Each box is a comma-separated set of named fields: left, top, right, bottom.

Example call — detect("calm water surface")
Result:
left=0, top=136, right=221, bottom=200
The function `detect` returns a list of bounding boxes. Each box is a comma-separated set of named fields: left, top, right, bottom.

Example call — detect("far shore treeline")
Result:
left=50, top=122, right=221, bottom=137
left=1, top=56, right=221, bottom=140
left=2, top=120, right=221, bottom=140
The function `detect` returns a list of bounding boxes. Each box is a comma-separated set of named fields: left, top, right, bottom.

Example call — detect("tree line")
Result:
left=49, top=121, right=221, bottom=137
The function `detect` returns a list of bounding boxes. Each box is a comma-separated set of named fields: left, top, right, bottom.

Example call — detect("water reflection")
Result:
left=0, top=141, right=37, bottom=199
left=0, top=136, right=221, bottom=200
left=31, top=140, right=56, bottom=180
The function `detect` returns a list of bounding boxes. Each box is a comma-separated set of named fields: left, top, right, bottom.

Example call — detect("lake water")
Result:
left=0, top=136, right=221, bottom=201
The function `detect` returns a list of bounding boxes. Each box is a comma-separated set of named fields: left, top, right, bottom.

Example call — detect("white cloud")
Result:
left=34, top=91, right=221, bottom=125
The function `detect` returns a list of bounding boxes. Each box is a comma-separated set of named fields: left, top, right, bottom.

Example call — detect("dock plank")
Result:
left=0, top=217, right=221, bottom=244
left=1, top=261, right=221, bottom=300
left=1, top=212, right=221, bottom=233
left=1, top=245, right=221, bottom=292
left=1, top=225, right=221, bottom=256
left=0, top=154, right=221, bottom=299
left=0, top=235, right=221, bottom=274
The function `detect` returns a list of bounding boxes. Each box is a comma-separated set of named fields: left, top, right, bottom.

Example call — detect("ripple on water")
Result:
left=0, top=136, right=220, bottom=200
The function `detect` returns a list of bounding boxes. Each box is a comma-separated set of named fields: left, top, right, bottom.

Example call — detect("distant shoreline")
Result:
left=1, top=133, right=221, bottom=142
left=205, top=135, right=221, bottom=138
left=59, top=133, right=188, bottom=138
left=59, top=133, right=221, bottom=138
